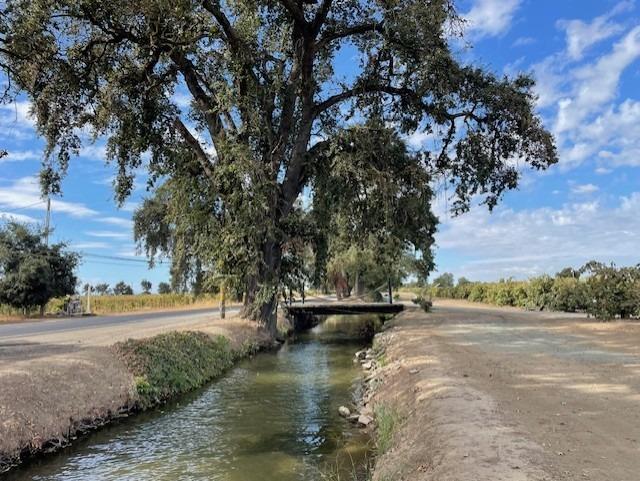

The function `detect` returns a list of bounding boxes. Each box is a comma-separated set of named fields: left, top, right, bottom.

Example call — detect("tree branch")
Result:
left=312, top=0, right=333, bottom=36
left=313, top=83, right=413, bottom=116
left=277, top=0, right=308, bottom=28
left=174, top=118, right=216, bottom=182
left=317, top=22, right=384, bottom=48
left=170, top=52, right=225, bottom=146
left=201, top=0, right=242, bottom=50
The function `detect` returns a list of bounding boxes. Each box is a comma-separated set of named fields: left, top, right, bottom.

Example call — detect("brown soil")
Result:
left=369, top=301, right=640, bottom=481
left=0, top=313, right=268, bottom=472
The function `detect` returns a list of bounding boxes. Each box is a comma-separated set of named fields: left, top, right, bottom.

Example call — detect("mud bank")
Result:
left=0, top=324, right=271, bottom=473
left=365, top=306, right=549, bottom=481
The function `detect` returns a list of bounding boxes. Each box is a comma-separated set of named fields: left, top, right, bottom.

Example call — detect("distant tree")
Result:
left=556, top=267, right=580, bottom=279
left=432, top=273, right=455, bottom=289
left=582, top=262, right=640, bottom=320
left=0, top=222, right=79, bottom=313
left=157, top=282, right=171, bottom=295
left=113, top=281, right=134, bottom=296
left=94, top=283, right=110, bottom=296
left=140, top=279, right=152, bottom=294
left=457, top=277, right=471, bottom=286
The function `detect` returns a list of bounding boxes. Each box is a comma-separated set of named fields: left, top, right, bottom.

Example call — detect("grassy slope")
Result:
left=115, top=331, right=262, bottom=408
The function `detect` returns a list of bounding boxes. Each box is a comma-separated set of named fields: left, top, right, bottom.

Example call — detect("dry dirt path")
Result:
left=372, top=301, right=640, bottom=481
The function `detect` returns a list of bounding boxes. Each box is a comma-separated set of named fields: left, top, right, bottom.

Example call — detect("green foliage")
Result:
left=525, top=275, right=555, bottom=310
left=432, top=273, right=455, bottom=289
left=140, top=279, right=152, bottom=294
left=94, top=283, right=110, bottom=295
left=113, top=281, right=134, bottom=296
left=115, top=332, right=236, bottom=407
left=157, top=282, right=171, bottom=294
left=551, top=277, right=588, bottom=313
left=412, top=295, right=433, bottom=312
left=0, top=222, right=78, bottom=311
left=582, top=262, right=640, bottom=320
left=315, top=123, right=438, bottom=288
left=426, top=262, right=640, bottom=321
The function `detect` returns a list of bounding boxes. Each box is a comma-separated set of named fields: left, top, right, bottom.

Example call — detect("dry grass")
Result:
left=0, top=293, right=227, bottom=321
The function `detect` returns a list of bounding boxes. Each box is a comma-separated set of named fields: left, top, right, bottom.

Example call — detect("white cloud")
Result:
left=555, top=26, right=640, bottom=134
left=97, top=216, right=133, bottom=228
left=435, top=196, right=640, bottom=280
left=513, top=36, right=536, bottom=47
left=571, top=183, right=599, bottom=194
left=0, top=211, right=39, bottom=223
left=557, top=1, right=632, bottom=61
left=0, top=101, right=35, bottom=128
left=531, top=4, right=640, bottom=171
left=118, top=201, right=140, bottom=213
left=560, top=99, right=640, bottom=168
left=0, top=150, right=41, bottom=163
left=464, top=0, right=521, bottom=38
left=72, top=241, right=110, bottom=250
left=595, top=167, right=613, bottom=174
left=0, top=101, right=36, bottom=140
left=86, top=230, right=130, bottom=240
left=0, top=177, right=98, bottom=218
left=79, top=144, right=107, bottom=161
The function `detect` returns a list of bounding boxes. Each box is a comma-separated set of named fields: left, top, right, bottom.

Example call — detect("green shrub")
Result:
left=526, top=275, right=555, bottom=310
left=551, top=277, right=588, bottom=312
left=584, top=265, right=640, bottom=320
left=468, top=283, right=487, bottom=303
left=115, top=331, right=236, bottom=407
left=419, top=263, right=640, bottom=321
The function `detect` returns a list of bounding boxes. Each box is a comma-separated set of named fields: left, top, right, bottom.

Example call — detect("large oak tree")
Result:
left=1, top=0, right=556, bottom=334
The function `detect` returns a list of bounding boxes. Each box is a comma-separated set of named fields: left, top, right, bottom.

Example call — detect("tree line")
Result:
left=0, top=222, right=182, bottom=314
left=423, top=263, right=640, bottom=320
left=91, top=280, right=173, bottom=296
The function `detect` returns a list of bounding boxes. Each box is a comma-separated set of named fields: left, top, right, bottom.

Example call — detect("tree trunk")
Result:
left=355, top=272, right=365, bottom=298
left=241, top=240, right=282, bottom=338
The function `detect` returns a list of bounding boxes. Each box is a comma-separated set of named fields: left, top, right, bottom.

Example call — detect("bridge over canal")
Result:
left=283, top=302, right=404, bottom=331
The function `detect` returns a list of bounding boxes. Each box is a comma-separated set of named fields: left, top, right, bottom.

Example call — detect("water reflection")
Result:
left=7, top=315, right=376, bottom=481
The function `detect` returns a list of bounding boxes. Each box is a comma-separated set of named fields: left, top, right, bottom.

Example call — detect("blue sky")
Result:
left=1, top=0, right=639, bottom=289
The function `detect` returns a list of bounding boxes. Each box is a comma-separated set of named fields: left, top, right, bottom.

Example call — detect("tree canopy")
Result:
left=0, top=222, right=79, bottom=311
left=1, top=0, right=557, bottom=333
left=113, top=281, right=134, bottom=296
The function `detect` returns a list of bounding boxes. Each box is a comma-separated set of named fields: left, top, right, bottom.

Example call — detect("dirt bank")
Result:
left=0, top=316, right=271, bottom=473
left=367, top=302, right=640, bottom=481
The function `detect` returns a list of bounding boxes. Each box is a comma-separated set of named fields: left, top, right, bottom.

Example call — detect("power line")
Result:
left=80, top=259, right=170, bottom=268
left=79, top=252, right=167, bottom=265
left=2, top=200, right=47, bottom=212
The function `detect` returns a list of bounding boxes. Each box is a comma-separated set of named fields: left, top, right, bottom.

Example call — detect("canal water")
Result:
left=5, top=315, right=379, bottom=481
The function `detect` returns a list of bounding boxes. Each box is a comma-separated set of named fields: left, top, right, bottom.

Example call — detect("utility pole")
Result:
left=86, top=284, right=92, bottom=315
left=220, top=278, right=226, bottom=319
left=388, top=277, right=393, bottom=305
left=44, top=196, right=51, bottom=246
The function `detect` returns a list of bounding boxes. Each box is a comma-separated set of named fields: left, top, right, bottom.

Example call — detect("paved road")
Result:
left=0, top=306, right=241, bottom=340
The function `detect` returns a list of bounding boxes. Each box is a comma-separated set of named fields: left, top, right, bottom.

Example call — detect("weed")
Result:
left=374, top=404, right=401, bottom=455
